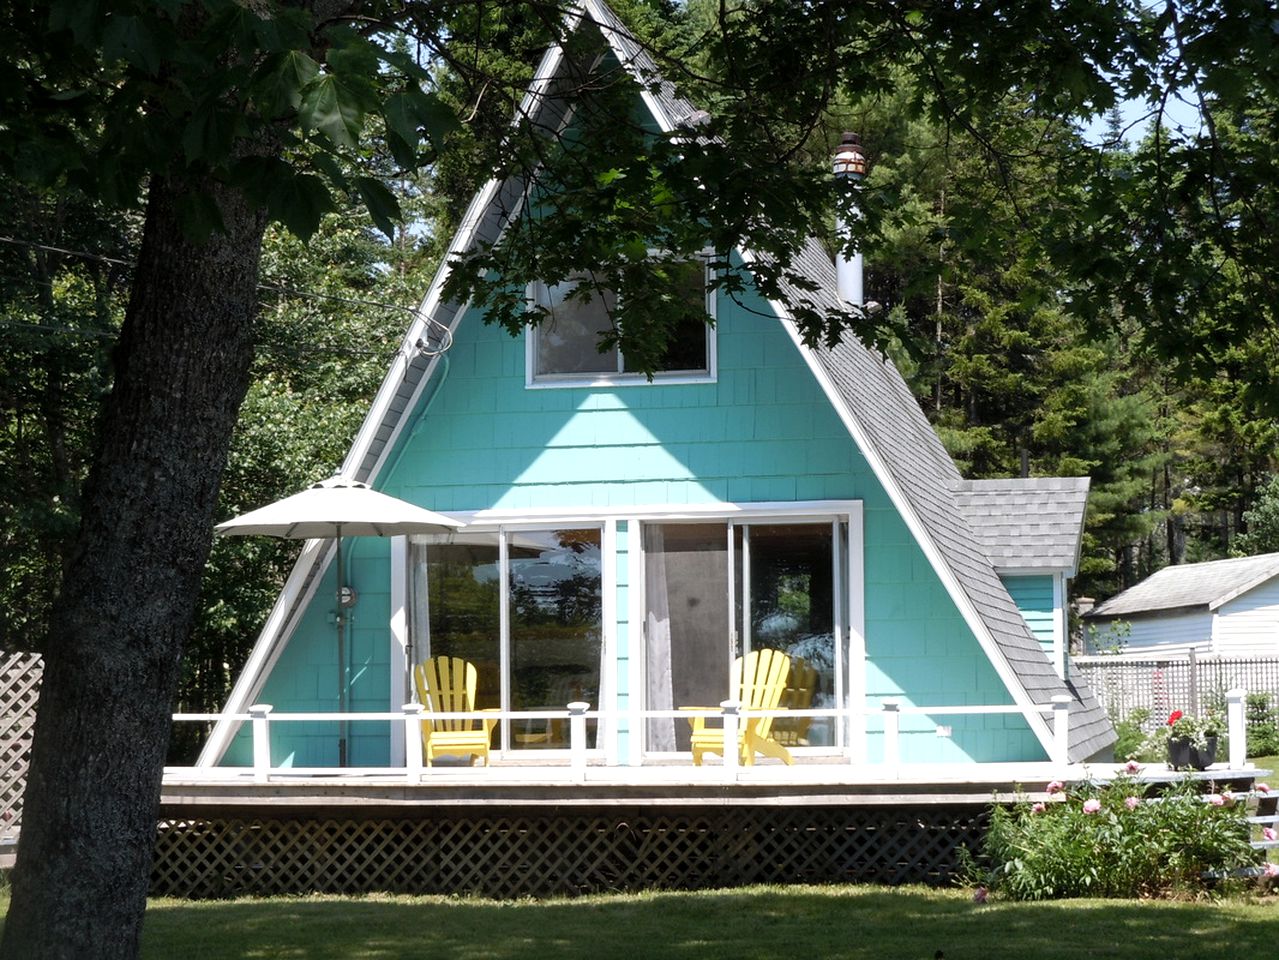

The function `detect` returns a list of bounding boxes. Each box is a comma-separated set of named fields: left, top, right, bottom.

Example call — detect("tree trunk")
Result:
left=1, top=171, right=267, bottom=960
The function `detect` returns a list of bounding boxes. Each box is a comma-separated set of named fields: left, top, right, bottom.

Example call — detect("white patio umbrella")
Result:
left=215, top=476, right=464, bottom=765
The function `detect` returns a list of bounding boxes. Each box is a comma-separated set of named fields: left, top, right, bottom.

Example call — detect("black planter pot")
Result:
left=1190, top=735, right=1218, bottom=770
left=1168, top=735, right=1218, bottom=771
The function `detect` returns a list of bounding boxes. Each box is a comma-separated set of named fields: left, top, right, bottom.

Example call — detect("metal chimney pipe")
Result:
left=833, top=132, right=866, bottom=307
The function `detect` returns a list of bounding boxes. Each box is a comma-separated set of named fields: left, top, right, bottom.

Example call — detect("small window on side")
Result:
left=533, top=277, right=619, bottom=377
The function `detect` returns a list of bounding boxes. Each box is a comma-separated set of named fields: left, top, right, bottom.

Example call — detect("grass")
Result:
left=3, top=884, right=1278, bottom=959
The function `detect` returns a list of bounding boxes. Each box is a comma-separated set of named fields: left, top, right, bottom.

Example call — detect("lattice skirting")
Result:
left=151, top=805, right=988, bottom=899
left=0, top=652, right=43, bottom=837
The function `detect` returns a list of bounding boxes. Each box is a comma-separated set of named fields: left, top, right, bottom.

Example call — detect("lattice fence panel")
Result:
left=0, top=653, right=43, bottom=837
left=1077, top=656, right=1279, bottom=732
left=151, top=806, right=988, bottom=899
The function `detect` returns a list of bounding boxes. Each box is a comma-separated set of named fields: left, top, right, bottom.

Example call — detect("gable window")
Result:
left=527, top=258, right=715, bottom=386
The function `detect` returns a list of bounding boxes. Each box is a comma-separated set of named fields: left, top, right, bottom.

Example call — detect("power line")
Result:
left=0, top=234, right=443, bottom=325
left=0, top=234, right=453, bottom=357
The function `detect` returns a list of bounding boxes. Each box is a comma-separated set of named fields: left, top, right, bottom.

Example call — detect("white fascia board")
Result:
left=995, top=565, right=1072, bottom=578
left=742, top=270, right=1055, bottom=756
left=582, top=0, right=677, bottom=131
left=1208, top=568, right=1279, bottom=612
left=342, top=35, right=568, bottom=481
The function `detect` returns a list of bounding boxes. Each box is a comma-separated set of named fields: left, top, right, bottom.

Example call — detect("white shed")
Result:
left=1083, top=552, right=1279, bottom=657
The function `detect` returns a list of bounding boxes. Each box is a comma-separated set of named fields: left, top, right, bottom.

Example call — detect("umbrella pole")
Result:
left=336, top=527, right=348, bottom=767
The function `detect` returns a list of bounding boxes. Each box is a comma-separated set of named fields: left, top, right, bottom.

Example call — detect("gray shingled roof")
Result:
left=773, top=239, right=1113, bottom=760
left=954, top=477, right=1090, bottom=575
left=1087, top=552, right=1279, bottom=618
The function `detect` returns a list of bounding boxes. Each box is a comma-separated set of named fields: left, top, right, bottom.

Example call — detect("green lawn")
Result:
left=3, top=885, right=1278, bottom=959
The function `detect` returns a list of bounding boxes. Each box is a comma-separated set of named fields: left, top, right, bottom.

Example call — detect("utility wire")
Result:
left=0, top=234, right=453, bottom=358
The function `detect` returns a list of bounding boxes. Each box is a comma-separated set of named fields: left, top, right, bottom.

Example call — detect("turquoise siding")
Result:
left=224, top=538, right=393, bottom=767
left=230, top=287, right=1045, bottom=765
left=1004, top=574, right=1057, bottom=659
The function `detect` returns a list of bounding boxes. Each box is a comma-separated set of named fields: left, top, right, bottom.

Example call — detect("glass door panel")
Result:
left=507, top=529, right=603, bottom=750
left=410, top=534, right=502, bottom=711
left=404, top=535, right=502, bottom=762
left=642, top=523, right=730, bottom=752
left=738, top=523, right=838, bottom=747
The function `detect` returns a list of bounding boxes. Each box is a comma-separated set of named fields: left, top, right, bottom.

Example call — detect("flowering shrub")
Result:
left=975, top=772, right=1260, bottom=900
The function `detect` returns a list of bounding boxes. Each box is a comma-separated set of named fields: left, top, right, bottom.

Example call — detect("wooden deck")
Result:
left=150, top=761, right=1271, bottom=899
left=159, top=760, right=1271, bottom=815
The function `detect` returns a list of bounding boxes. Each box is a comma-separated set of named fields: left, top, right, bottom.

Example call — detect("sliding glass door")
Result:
left=643, top=517, right=847, bottom=756
left=409, top=527, right=604, bottom=754
left=642, top=524, right=731, bottom=751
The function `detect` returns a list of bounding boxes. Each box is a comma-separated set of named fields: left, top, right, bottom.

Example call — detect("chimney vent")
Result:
left=833, top=132, right=866, bottom=306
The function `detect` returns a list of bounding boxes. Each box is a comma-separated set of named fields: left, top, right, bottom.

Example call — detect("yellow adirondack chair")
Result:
left=413, top=656, right=499, bottom=766
left=684, top=648, right=794, bottom=766
left=772, top=656, right=818, bottom=747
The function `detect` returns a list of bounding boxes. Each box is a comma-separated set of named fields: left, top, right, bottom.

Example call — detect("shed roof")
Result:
left=954, top=477, right=1090, bottom=575
left=1087, top=552, right=1279, bottom=618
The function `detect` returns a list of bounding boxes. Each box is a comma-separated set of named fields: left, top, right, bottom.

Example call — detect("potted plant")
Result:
left=1164, top=709, right=1221, bottom=770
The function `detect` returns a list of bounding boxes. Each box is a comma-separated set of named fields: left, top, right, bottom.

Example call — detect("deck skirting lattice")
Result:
left=0, top=652, right=43, bottom=838
left=151, top=805, right=987, bottom=898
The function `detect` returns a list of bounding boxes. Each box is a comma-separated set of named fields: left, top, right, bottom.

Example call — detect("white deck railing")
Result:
left=171, top=688, right=1250, bottom=785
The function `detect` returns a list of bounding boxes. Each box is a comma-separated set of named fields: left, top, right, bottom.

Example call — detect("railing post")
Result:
left=881, top=699, right=900, bottom=766
left=1052, top=695, right=1072, bottom=767
left=721, top=700, right=740, bottom=780
left=568, top=701, right=590, bottom=782
left=1226, top=688, right=1246, bottom=769
left=249, top=704, right=272, bottom=784
left=402, top=703, right=424, bottom=783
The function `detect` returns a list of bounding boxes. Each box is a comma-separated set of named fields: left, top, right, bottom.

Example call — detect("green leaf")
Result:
left=258, top=50, right=320, bottom=117
left=383, top=93, right=420, bottom=152
left=355, top=176, right=401, bottom=239
left=181, top=102, right=241, bottom=164
left=298, top=74, right=365, bottom=147
left=175, top=189, right=225, bottom=244
left=102, top=14, right=161, bottom=74
left=48, top=0, right=102, bottom=43
left=405, top=88, right=458, bottom=150
left=309, top=151, right=349, bottom=192
left=384, top=129, right=418, bottom=171
left=228, top=155, right=292, bottom=208
left=267, top=172, right=335, bottom=241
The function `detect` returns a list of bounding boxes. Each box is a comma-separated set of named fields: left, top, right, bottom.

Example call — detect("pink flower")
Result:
left=1208, top=793, right=1226, bottom=806
left=1046, top=780, right=1065, bottom=795
left=1264, top=862, right=1279, bottom=879
left=1125, top=796, right=1141, bottom=810
left=1258, top=783, right=1272, bottom=794
left=1083, top=798, right=1102, bottom=814
left=1125, top=759, right=1141, bottom=774
left=973, top=886, right=988, bottom=903
left=1263, top=827, right=1277, bottom=842
left=1030, top=802, right=1046, bottom=814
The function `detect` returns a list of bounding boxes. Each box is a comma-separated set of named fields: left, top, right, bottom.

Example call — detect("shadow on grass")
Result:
left=130, top=885, right=1279, bottom=960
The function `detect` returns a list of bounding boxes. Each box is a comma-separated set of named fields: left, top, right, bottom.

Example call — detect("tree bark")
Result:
left=1, top=171, right=268, bottom=960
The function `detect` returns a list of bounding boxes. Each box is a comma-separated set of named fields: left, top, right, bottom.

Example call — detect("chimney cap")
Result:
left=833, top=131, right=867, bottom=181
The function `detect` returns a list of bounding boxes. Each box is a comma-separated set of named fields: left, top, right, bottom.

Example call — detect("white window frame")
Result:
left=525, top=255, right=718, bottom=389
left=404, top=521, right=614, bottom=762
